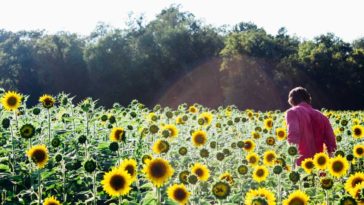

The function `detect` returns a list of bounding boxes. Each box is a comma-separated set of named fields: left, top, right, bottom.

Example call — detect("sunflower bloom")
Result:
left=143, top=158, right=174, bottom=187
left=252, top=165, right=269, bottom=183
left=26, top=144, right=49, bottom=168
left=191, top=163, right=210, bottom=181
left=283, top=190, right=309, bottom=205
left=1, top=91, right=22, bottom=111
left=118, top=158, right=138, bottom=182
left=313, top=152, right=329, bottom=170
left=191, top=130, right=207, bottom=147
left=328, top=156, right=349, bottom=178
left=43, top=196, right=61, bottom=205
left=301, top=158, right=315, bottom=174
left=263, top=150, right=277, bottom=166
left=344, top=172, right=364, bottom=196
left=167, top=184, right=190, bottom=205
left=109, top=127, right=125, bottom=142
left=39, top=94, right=55, bottom=109
left=245, top=188, right=276, bottom=205
left=101, top=167, right=132, bottom=197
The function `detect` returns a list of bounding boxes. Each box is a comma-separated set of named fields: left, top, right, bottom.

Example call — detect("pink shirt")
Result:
left=285, top=102, right=337, bottom=165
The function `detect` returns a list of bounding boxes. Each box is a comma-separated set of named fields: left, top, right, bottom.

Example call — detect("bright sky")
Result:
left=0, top=0, right=363, bottom=42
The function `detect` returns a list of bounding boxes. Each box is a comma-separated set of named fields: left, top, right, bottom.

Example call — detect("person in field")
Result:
left=285, top=87, right=337, bottom=165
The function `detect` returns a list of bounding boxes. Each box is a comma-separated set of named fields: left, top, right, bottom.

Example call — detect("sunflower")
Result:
left=109, top=127, right=126, bottom=142
left=238, top=165, right=249, bottom=175
left=152, top=139, right=170, bottom=154
left=245, top=188, right=277, bottom=205
left=352, top=125, right=364, bottom=139
left=219, top=172, right=234, bottom=184
left=20, top=124, right=36, bottom=139
left=263, top=150, right=277, bottom=166
left=353, top=144, right=364, bottom=158
left=198, top=112, right=213, bottom=126
left=246, top=152, right=260, bottom=167
left=191, top=130, right=207, bottom=147
left=251, top=131, right=261, bottom=139
left=351, top=182, right=364, bottom=201
left=253, top=165, right=269, bottom=183
left=43, top=196, right=61, bottom=205
left=243, top=139, right=256, bottom=152
left=179, top=170, right=189, bottom=184
left=191, top=163, right=210, bottom=181
left=142, top=155, right=152, bottom=164
left=39, top=94, right=55, bottom=109
left=161, top=124, right=178, bottom=139
left=143, top=158, right=174, bottom=187
left=119, top=158, right=138, bottom=182
left=320, top=177, right=334, bottom=190
left=26, top=144, right=49, bottom=168
left=1, top=91, right=22, bottom=111
left=338, top=196, right=357, bottom=205
left=176, top=116, right=184, bottom=125
left=328, top=156, right=349, bottom=178
left=211, top=181, right=231, bottom=200
left=266, top=136, right=276, bottom=146
left=275, top=128, right=286, bottom=140
left=101, top=167, right=132, bottom=197
left=264, top=118, right=274, bottom=130
left=301, top=158, right=315, bottom=174
left=167, top=184, right=190, bottom=205
left=313, top=152, right=329, bottom=170
left=283, top=190, right=309, bottom=205
left=345, top=172, right=364, bottom=196
left=188, top=105, right=198, bottom=113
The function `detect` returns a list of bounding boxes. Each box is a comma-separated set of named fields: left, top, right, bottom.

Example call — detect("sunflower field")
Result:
left=0, top=90, right=364, bottom=205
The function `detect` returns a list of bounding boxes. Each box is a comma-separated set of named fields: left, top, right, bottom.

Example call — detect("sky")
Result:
left=0, top=0, right=363, bottom=42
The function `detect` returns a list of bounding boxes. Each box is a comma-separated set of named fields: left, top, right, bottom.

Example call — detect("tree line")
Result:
left=1, top=6, right=363, bottom=110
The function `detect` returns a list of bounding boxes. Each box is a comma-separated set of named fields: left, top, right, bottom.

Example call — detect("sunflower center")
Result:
left=114, top=130, right=124, bottom=141
left=278, top=131, right=285, bottom=138
left=47, top=202, right=58, bottom=205
left=317, top=157, right=326, bottom=165
left=32, top=149, right=46, bottom=163
left=7, top=96, right=18, bottom=106
left=173, top=188, right=187, bottom=201
left=195, top=168, right=204, bottom=177
left=354, top=128, right=362, bottom=136
left=109, top=175, right=125, bottom=190
left=256, top=169, right=265, bottom=177
left=195, top=134, right=205, bottom=144
left=305, top=161, right=314, bottom=169
left=125, top=165, right=135, bottom=177
left=45, top=99, right=53, bottom=105
left=356, top=147, right=363, bottom=155
left=245, top=142, right=252, bottom=149
left=267, top=154, right=275, bottom=162
left=249, top=157, right=257, bottom=164
left=158, top=142, right=167, bottom=151
left=351, top=178, right=363, bottom=188
left=289, top=197, right=305, bottom=205
left=332, top=161, right=344, bottom=172
left=150, top=161, right=167, bottom=178
left=266, top=121, right=272, bottom=127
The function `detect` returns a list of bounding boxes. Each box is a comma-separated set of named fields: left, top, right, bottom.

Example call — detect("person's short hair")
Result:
left=288, top=87, right=312, bottom=106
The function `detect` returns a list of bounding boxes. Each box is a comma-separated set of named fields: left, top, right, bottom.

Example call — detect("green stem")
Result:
left=47, top=109, right=51, bottom=143
left=325, top=190, right=329, bottom=205
left=38, top=169, right=42, bottom=205
left=93, top=172, right=97, bottom=205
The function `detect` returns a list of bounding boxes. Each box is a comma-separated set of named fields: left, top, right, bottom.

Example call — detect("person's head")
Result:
left=288, top=87, right=312, bottom=106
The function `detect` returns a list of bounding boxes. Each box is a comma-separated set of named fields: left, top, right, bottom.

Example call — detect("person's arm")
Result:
left=323, top=116, right=337, bottom=157
left=286, top=110, right=300, bottom=145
